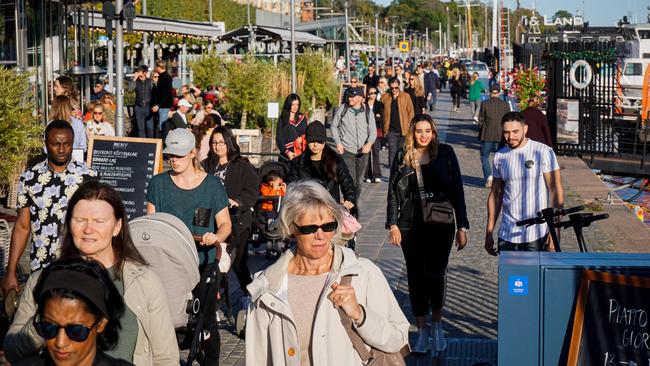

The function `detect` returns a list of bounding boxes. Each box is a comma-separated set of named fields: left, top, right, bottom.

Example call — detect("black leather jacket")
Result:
left=287, top=148, right=357, bottom=205
left=386, top=144, right=469, bottom=230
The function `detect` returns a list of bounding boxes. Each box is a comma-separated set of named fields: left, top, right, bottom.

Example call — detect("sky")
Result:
left=372, top=0, right=649, bottom=27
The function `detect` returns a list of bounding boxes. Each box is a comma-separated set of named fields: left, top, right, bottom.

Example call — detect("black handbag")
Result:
left=414, top=154, right=455, bottom=225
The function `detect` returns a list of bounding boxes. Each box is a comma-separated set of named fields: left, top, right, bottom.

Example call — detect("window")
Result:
left=624, top=63, right=643, bottom=76
left=0, top=0, right=17, bottom=64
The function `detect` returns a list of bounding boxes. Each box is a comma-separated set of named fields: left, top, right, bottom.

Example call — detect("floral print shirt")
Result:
left=16, top=159, right=97, bottom=272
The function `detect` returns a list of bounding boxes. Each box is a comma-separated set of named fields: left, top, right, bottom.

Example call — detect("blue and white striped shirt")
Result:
left=493, top=139, right=560, bottom=243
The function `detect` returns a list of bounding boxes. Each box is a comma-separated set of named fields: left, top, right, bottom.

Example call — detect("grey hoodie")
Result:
left=331, top=103, right=377, bottom=153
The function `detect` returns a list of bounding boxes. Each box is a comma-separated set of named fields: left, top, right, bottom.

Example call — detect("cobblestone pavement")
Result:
left=189, top=90, right=612, bottom=365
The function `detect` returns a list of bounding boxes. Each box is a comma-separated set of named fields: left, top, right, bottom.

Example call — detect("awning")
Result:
left=76, top=12, right=226, bottom=38
left=219, top=25, right=327, bottom=45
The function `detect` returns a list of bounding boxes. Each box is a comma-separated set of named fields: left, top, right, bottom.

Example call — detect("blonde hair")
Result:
left=50, top=95, right=74, bottom=122
left=412, top=76, right=425, bottom=97
left=452, top=68, right=460, bottom=80
left=402, top=114, right=440, bottom=169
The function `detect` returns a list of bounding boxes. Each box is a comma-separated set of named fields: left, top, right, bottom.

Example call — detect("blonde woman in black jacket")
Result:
left=386, top=114, right=469, bottom=354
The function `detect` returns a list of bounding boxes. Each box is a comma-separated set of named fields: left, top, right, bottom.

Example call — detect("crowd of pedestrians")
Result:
left=0, top=56, right=562, bottom=365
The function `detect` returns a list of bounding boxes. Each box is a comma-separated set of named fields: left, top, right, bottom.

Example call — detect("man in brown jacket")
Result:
left=478, top=83, right=510, bottom=187
left=381, top=77, right=414, bottom=169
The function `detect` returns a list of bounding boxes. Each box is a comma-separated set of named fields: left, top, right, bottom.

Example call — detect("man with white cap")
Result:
left=170, top=98, right=193, bottom=131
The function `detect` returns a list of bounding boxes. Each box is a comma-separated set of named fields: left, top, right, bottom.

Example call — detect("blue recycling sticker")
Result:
left=509, top=276, right=529, bottom=296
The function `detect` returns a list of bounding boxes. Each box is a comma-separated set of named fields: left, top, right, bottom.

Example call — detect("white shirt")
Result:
left=493, top=139, right=560, bottom=243
left=86, top=120, right=115, bottom=137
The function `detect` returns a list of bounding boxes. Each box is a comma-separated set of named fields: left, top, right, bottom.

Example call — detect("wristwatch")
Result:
left=459, top=227, right=468, bottom=232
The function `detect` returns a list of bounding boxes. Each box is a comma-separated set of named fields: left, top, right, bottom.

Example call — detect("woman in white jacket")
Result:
left=245, top=181, right=409, bottom=366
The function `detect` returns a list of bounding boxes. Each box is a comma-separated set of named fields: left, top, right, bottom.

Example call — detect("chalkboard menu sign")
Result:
left=87, top=136, right=162, bottom=220
left=568, top=270, right=650, bottom=366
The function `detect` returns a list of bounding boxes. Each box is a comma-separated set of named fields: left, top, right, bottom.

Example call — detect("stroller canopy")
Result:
left=129, top=213, right=200, bottom=328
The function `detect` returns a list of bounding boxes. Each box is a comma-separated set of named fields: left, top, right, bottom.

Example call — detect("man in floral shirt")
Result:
left=1, top=120, right=97, bottom=293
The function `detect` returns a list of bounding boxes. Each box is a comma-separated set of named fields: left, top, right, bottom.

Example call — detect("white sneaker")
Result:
left=412, top=327, right=431, bottom=354
left=473, top=116, right=479, bottom=124
left=485, top=175, right=493, bottom=188
left=374, top=178, right=382, bottom=183
left=364, top=178, right=372, bottom=183
left=431, top=322, right=446, bottom=352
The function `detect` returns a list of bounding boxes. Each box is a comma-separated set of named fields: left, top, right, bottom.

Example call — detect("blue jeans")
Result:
left=427, top=96, right=437, bottom=111
left=158, top=108, right=171, bottom=131
left=135, top=105, right=154, bottom=138
left=480, top=141, right=500, bottom=181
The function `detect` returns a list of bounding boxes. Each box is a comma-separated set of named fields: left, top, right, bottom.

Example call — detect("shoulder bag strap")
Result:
left=412, top=151, right=429, bottom=212
left=338, top=275, right=373, bottom=361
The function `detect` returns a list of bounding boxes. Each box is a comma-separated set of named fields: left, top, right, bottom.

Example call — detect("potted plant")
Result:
left=510, top=65, right=546, bottom=110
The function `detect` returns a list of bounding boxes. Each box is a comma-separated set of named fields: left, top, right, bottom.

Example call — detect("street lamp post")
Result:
left=344, top=0, right=350, bottom=81
left=446, top=6, right=451, bottom=55
left=291, top=0, right=296, bottom=92
left=375, top=14, right=379, bottom=63
left=115, top=0, right=124, bottom=136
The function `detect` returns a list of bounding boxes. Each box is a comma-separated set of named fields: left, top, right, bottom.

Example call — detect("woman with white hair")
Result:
left=245, top=181, right=409, bottom=366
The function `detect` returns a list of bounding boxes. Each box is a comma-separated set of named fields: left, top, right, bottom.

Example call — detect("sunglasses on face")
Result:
left=93, top=111, right=103, bottom=115
left=368, top=92, right=377, bottom=95
left=294, top=221, right=338, bottom=235
left=34, top=319, right=100, bottom=342
left=390, top=87, right=399, bottom=90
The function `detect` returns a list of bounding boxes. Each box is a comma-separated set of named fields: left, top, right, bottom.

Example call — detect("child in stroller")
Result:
left=250, top=162, right=292, bottom=260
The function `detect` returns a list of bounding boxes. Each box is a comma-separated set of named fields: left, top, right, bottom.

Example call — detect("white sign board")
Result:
left=267, top=102, right=279, bottom=119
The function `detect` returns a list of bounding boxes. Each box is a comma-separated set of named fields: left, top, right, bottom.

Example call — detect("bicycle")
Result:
left=516, top=206, right=609, bottom=253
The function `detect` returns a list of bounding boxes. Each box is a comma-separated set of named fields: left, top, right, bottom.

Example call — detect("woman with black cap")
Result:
left=17, top=258, right=133, bottom=366
left=287, top=121, right=357, bottom=212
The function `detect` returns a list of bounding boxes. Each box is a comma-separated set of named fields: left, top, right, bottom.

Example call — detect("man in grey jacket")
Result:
left=478, top=83, right=510, bottom=188
left=331, top=87, right=377, bottom=204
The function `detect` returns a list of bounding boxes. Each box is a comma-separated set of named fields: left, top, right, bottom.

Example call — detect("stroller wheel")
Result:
left=236, top=309, right=247, bottom=339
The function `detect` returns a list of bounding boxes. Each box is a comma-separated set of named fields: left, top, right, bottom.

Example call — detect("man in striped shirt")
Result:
left=484, top=112, right=564, bottom=254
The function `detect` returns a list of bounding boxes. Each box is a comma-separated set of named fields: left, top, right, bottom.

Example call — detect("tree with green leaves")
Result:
left=222, top=56, right=274, bottom=129
left=553, top=10, right=573, bottom=21
left=294, top=51, right=339, bottom=111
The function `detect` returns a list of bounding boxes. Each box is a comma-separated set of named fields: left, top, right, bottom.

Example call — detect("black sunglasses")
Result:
left=34, top=318, right=100, bottom=342
left=294, top=221, right=338, bottom=235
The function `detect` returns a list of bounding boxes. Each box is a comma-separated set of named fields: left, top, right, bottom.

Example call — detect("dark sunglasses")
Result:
left=34, top=318, right=100, bottom=342
left=368, top=92, right=377, bottom=95
left=93, top=112, right=103, bottom=115
left=390, top=87, right=399, bottom=90
left=294, top=221, right=338, bottom=235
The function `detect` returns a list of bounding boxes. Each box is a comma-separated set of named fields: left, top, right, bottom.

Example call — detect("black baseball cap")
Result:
left=347, top=87, right=364, bottom=97
left=306, top=121, right=327, bottom=143
left=490, top=84, right=501, bottom=93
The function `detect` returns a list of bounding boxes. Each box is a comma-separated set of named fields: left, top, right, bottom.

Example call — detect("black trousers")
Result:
left=498, top=234, right=548, bottom=252
left=450, top=90, right=461, bottom=108
left=364, top=138, right=382, bottom=180
left=401, top=222, right=455, bottom=316
left=231, top=226, right=252, bottom=295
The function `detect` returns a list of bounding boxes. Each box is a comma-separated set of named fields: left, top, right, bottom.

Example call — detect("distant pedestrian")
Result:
left=168, top=98, right=192, bottom=131
left=362, top=64, right=379, bottom=89
left=468, top=72, right=487, bottom=122
left=276, top=93, right=307, bottom=161
left=1, top=121, right=97, bottom=295
left=405, top=74, right=426, bottom=115
left=130, top=65, right=154, bottom=138
left=151, top=60, right=174, bottom=137
left=331, top=87, right=376, bottom=204
left=380, top=77, right=414, bottom=170
left=86, top=104, right=115, bottom=137
left=364, top=87, right=384, bottom=183
left=246, top=181, right=409, bottom=366
left=423, top=63, right=440, bottom=112
left=484, top=111, right=565, bottom=254
left=387, top=114, right=468, bottom=354
left=478, top=83, right=510, bottom=188
left=50, top=95, right=87, bottom=161
left=522, top=98, right=553, bottom=147
left=449, top=68, right=464, bottom=112
left=91, top=79, right=107, bottom=101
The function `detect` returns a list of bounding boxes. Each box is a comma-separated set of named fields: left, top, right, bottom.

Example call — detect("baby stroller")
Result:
left=129, top=213, right=228, bottom=365
left=250, top=160, right=292, bottom=260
